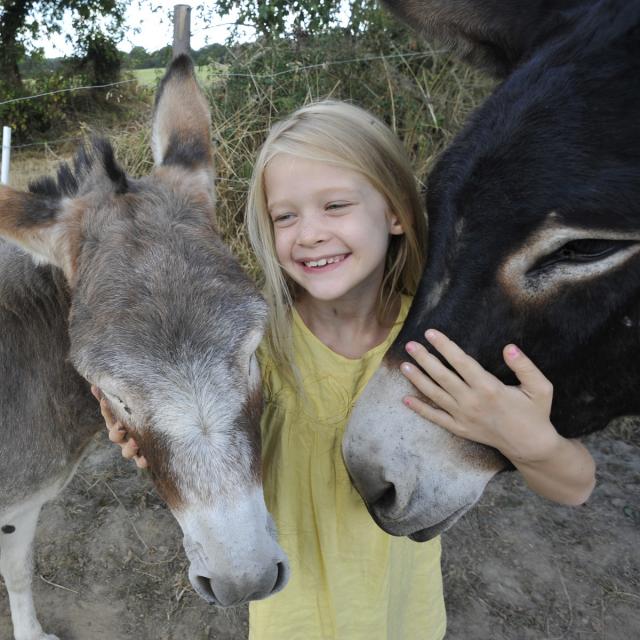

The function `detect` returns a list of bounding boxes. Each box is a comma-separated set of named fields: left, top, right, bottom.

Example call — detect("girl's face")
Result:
left=265, top=154, right=404, bottom=306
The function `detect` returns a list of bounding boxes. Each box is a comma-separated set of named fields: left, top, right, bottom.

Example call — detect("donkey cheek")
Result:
left=151, top=470, right=185, bottom=511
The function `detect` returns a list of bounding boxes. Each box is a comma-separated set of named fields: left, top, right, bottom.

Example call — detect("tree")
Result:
left=127, top=45, right=152, bottom=69
left=75, top=29, right=122, bottom=85
left=201, top=0, right=386, bottom=41
left=0, top=1, right=128, bottom=88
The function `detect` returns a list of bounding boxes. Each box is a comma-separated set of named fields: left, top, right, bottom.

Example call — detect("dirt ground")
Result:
left=0, top=418, right=638, bottom=640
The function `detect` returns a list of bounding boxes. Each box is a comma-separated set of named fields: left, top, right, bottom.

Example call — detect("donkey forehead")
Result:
left=429, top=34, right=640, bottom=236
left=70, top=247, right=266, bottom=350
left=68, top=181, right=266, bottom=369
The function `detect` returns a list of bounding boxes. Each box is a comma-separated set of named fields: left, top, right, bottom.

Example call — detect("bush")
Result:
left=0, top=74, right=73, bottom=140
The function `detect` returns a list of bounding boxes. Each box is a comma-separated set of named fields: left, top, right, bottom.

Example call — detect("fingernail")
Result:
left=406, top=342, right=416, bottom=353
left=507, top=345, right=520, bottom=359
left=403, top=397, right=412, bottom=407
left=400, top=362, right=412, bottom=374
left=425, top=329, right=438, bottom=341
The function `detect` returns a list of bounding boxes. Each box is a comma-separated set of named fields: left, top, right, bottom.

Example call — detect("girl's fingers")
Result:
left=405, top=339, right=468, bottom=398
left=99, top=398, right=117, bottom=429
left=121, top=438, right=140, bottom=459
left=94, top=388, right=149, bottom=469
left=403, top=395, right=459, bottom=435
left=400, top=362, right=457, bottom=414
left=116, top=435, right=148, bottom=468
left=424, top=329, right=490, bottom=386
left=107, top=423, right=127, bottom=443
left=134, top=455, right=149, bottom=469
left=503, top=344, right=553, bottom=401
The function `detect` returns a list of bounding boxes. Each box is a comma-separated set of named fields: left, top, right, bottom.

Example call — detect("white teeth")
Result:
left=304, top=255, right=345, bottom=268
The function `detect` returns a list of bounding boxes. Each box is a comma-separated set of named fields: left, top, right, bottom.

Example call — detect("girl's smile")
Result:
left=299, top=253, right=350, bottom=272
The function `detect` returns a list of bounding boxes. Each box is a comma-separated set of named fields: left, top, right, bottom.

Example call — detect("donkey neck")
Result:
left=0, top=239, right=70, bottom=321
left=0, top=238, right=101, bottom=510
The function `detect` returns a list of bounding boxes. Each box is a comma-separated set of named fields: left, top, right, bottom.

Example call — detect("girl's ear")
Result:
left=387, top=211, right=405, bottom=236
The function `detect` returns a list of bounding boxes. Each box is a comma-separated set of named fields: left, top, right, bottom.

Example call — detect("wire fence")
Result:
left=0, top=46, right=450, bottom=186
left=1, top=50, right=439, bottom=108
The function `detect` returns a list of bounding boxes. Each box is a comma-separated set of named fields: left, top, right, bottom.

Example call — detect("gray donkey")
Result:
left=0, top=55, right=288, bottom=640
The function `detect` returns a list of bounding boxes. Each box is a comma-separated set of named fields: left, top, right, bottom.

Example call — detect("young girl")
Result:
left=101, top=100, right=595, bottom=639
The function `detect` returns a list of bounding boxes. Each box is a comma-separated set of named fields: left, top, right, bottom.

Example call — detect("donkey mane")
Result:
left=28, top=138, right=128, bottom=200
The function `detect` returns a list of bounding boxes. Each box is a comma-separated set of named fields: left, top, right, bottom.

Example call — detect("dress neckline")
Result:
left=291, top=295, right=410, bottom=364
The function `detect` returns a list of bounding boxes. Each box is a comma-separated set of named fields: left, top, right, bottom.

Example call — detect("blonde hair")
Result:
left=246, top=100, right=427, bottom=382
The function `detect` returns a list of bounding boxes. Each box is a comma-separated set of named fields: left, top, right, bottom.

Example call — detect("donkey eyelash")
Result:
left=105, top=392, right=131, bottom=416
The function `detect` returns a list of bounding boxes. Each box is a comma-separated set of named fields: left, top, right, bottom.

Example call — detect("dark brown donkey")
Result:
left=0, top=56, right=288, bottom=640
left=344, top=0, right=640, bottom=540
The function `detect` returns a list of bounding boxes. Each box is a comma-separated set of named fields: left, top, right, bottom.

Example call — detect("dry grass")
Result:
left=9, top=33, right=493, bottom=279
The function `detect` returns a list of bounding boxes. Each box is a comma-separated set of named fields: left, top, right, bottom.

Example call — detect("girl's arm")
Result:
left=400, top=330, right=596, bottom=506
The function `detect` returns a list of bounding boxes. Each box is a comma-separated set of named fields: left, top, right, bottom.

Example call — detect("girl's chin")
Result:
left=299, top=288, right=351, bottom=303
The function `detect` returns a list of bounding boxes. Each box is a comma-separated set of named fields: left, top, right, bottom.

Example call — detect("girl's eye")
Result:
left=272, top=212, right=295, bottom=226
left=326, top=202, right=350, bottom=212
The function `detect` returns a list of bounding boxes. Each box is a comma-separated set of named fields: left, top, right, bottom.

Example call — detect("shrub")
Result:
left=0, top=74, right=73, bottom=140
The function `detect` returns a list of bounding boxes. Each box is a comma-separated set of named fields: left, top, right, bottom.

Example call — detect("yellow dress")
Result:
left=250, top=296, right=446, bottom=640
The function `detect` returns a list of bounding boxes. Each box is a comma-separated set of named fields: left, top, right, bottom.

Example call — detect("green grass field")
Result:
left=131, top=65, right=219, bottom=87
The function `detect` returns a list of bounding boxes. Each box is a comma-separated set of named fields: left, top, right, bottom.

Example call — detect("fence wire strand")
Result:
left=1, top=50, right=441, bottom=110
left=0, top=79, right=137, bottom=107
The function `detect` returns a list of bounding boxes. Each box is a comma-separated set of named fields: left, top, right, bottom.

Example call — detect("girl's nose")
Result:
left=296, top=216, right=329, bottom=246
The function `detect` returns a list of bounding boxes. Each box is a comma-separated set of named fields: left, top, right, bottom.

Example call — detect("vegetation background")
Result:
left=4, top=0, right=493, bottom=275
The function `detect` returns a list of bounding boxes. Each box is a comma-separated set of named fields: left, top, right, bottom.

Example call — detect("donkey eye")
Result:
left=118, top=399, right=132, bottom=415
left=528, top=239, right=636, bottom=274
left=106, top=392, right=131, bottom=416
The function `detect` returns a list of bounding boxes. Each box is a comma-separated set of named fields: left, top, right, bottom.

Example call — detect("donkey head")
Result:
left=344, top=0, right=640, bottom=540
left=0, top=56, right=289, bottom=606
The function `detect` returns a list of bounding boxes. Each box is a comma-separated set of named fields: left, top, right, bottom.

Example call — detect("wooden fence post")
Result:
left=1, top=126, right=11, bottom=185
left=173, top=5, right=192, bottom=58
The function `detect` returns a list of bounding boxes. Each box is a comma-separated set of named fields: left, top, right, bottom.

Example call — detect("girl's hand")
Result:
left=91, top=385, right=148, bottom=469
left=400, top=330, right=596, bottom=505
left=400, top=329, right=558, bottom=463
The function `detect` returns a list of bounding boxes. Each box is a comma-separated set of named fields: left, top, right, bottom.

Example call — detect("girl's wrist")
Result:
left=499, top=422, right=563, bottom=465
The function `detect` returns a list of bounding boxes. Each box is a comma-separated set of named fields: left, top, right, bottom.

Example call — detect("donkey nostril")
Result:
left=195, top=575, right=217, bottom=603
left=272, top=561, right=288, bottom=593
left=369, top=483, right=397, bottom=513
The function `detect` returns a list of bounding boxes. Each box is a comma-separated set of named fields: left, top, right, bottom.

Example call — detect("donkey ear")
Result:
left=383, top=0, right=585, bottom=76
left=0, top=186, right=79, bottom=278
left=152, top=55, right=215, bottom=201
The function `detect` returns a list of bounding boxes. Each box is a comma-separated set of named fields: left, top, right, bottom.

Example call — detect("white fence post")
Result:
left=1, top=126, right=11, bottom=185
